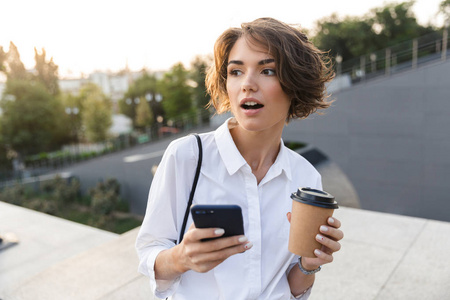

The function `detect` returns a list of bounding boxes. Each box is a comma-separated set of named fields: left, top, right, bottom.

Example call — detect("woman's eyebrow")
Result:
left=228, top=59, right=275, bottom=66
left=258, top=59, right=275, bottom=65
left=228, top=60, right=243, bottom=66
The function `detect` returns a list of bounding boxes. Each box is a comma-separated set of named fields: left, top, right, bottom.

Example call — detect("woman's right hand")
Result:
left=174, top=223, right=252, bottom=274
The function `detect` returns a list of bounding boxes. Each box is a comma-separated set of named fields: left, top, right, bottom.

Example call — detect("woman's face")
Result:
left=226, top=37, right=290, bottom=135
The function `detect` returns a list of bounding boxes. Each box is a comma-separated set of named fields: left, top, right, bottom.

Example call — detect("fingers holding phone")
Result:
left=178, top=205, right=252, bottom=273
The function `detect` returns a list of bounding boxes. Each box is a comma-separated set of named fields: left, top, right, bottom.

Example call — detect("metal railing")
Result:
left=334, top=28, right=449, bottom=88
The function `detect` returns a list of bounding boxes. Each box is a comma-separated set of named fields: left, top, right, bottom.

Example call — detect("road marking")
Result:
left=123, top=150, right=165, bottom=163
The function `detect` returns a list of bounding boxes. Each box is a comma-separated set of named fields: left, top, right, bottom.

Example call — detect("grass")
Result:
left=56, top=203, right=143, bottom=234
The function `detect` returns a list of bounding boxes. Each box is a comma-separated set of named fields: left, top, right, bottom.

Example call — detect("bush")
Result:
left=0, top=183, right=28, bottom=205
left=0, top=176, right=139, bottom=233
left=40, top=175, right=80, bottom=203
left=24, top=197, right=58, bottom=215
left=89, top=178, right=121, bottom=215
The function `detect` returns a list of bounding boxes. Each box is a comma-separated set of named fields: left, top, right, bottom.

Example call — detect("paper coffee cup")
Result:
left=288, top=187, right=338, bottom=257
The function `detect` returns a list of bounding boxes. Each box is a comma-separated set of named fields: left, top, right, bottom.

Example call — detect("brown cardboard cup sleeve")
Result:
left=288, top=187, right=338, bottom=258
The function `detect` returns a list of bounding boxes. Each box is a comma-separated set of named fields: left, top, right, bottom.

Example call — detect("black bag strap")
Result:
left=178, top=134, right=202, bottom=244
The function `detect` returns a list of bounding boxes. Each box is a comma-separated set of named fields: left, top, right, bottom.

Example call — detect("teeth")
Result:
left=244, top=101, right=258, bottom=106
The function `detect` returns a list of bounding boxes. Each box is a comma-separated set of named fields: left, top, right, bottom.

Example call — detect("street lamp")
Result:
left=65, top=107, right=79, bottom=115
left=370, top=53, right=377, bottom=73
left=65, top=107, right=80, bottom=153
left=335, top=55, right=343, bottom=76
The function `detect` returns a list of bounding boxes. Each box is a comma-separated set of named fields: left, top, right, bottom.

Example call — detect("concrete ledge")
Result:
left=313, top=207, right=450, bottom=299
left=2, top=201, right=449, bottom=299
left=5, top=227, right=153, bottom=300
left=0, top=201, right=117, bottom=298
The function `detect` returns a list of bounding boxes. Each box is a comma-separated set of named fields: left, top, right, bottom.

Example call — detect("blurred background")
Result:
left=0, top=0, right=449, bottom=233
left=1, top=1, right=450, bottom=299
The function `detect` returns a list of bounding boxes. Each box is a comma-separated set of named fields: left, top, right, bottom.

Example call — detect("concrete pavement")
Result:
left=1, top=201, right=449, bottom=299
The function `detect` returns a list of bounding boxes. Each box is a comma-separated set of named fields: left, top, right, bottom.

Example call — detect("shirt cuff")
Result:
left=147, top=246, right=182, bottom=298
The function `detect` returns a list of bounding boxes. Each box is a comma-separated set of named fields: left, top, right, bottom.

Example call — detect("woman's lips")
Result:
left=240, top=102, right=264, bottom=116
left=240, top=98, right=264, bottom=110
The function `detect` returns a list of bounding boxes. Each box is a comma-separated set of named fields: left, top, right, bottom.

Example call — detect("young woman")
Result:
left=136, top=17, right=344, bottom=299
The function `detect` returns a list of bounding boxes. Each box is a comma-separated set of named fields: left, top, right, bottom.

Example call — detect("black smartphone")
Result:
left=191, top=204, right=244, bottom=240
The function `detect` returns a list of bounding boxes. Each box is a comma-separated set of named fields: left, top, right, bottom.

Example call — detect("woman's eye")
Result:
left=229, top=69, right=242, bottom=76
left=262, top=69, right=276, bottom=76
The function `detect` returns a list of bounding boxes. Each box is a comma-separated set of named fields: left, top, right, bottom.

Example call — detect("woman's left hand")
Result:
left=287, top=214, right=344, bottom=270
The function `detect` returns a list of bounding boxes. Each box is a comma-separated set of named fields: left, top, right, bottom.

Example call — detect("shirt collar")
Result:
left=215, top=118, right=247, bottom=176
left=272, top=138, right=293, bottom=182
left=215, top=117, right=292, bottom=181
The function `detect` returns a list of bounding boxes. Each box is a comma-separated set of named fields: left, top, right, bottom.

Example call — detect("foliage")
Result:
left=190, top=55, right=212, bottom=110
left=60, top=92, right=82, bottom=144
left=0, top=177, right=140, bottom=234
left=40, top=175, right=80, bottom=203
left=0, top=46, right=6, bottom=73
left=370, top=1, right=434, bottom=46
left=24, top=197, right=59, bottom=215
left=312, top=1, right=435, bottom=62
left=0, top=183, right=27, bottom=206
left=0, top=43, right=66, bottom=159
left=34, top=48, right=60, bottom=96
left=80, top=83, right=112, bottom=142
left=89, top=178, right=121, bottom=215
left=284, top=141, right=307, bottom=150
left=312, top=14, right=377, bottom=62
left=160, top=63, right=194, bottom=120
left=439, top=0, right=450, bottom=24
left=0, top=80, right=69, bottom=156
left=4, top=42, right=28, bottom=81
left=119, top=72, right=163, bottom=128
left=135, top=96, right=154, bottom=129
left=0, top=123, right=13, bottom=171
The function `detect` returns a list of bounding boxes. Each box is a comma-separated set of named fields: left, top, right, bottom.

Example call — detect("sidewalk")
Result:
left=1, top=201, right=449, bottom=299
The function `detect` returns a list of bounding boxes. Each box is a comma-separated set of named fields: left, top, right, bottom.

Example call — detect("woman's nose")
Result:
left=242, top=73, right=258, bottom=92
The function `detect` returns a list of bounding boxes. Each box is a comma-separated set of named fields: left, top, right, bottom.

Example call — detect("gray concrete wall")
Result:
left=283, top=59, right=450, bottom=222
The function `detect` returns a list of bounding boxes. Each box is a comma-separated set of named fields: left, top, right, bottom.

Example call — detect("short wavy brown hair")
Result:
left=205, top=17, right=334, bottom=121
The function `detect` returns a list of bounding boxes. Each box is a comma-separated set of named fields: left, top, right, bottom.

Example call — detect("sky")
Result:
left=1, top=0, right=446, bottom=78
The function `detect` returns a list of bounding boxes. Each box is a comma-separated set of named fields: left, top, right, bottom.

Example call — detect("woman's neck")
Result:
left=230, top=125, right=283, bottom=184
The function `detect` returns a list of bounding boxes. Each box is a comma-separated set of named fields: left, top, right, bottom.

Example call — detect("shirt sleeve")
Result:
left=135, top=136, right=199, bottom=298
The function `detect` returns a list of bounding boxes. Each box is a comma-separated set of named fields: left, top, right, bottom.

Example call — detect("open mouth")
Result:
left=241, top=101, right=264, bottom=110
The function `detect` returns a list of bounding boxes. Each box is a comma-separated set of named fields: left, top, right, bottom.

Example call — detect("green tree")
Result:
left=439, top=0, right=450, bottom=25
left=135, top=96, right=154, bottom=129
left=119, top=72, right=163, bottom=127
left=0, top=80, right=68, bottom=156
left=5, top=42, right=28, bottom=81
left=312, top=14, right=377, bottom=61
left=60, top=92, right=82, bottom=144
left=312, top=1, right=435, bottom=62
left=0, top=46, right=6, bottom=73
left=370, top=1, right=434, bottom=47
left=34, top=48, right=60, bottom=96
left=80, top=83, right=112, bottom=142
left=190, top=55, right=212, bottom=110
left=160, top=63, right=193, bottom=120
left=0, top=123, right=13, bottom=171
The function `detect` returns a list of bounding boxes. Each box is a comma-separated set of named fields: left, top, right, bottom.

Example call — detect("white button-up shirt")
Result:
left=136, top=118, right=322, bottom=299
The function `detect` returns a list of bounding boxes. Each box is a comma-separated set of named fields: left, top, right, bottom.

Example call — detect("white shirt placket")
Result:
left=242, top=164, right=262, bottom=299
